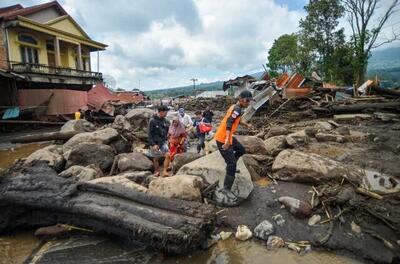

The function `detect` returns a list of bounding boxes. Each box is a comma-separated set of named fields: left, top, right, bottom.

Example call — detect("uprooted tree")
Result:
left=342, top=0, right=400, bottom=87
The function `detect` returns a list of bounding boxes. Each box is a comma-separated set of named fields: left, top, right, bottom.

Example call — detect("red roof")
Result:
left=87, top=83, right=120, bottom=111
left=0, top=1, right=67, bottom=20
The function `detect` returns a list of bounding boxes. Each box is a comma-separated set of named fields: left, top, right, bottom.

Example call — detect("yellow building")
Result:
left=0, top=1, right=108, bottom=116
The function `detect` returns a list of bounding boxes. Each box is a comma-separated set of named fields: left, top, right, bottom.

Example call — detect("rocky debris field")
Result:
left=0, top=98, right=400, bottom=263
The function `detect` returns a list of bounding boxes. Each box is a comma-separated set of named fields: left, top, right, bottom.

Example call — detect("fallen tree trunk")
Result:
left=0, top=163, right=215, bottom=254
left=374, top=87, right=400, bottom=98
left=11, top=131, right=79, bottom=144
left=330, top=101, right=400, bottom=114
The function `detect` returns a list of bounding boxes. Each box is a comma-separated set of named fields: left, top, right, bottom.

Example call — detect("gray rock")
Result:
left=337, top=126, right=350, bottom=135
left=205, top=139, right=218, bottom=154
left=63, top=128, right=119, bottom=158
left=272, top=214, right=285, bottom=227
left=59, top=165, right=103, bottom=182
left=241, top=154, right=272, bottom=181
left=214, top=188, right=242, bottom=207
left=89, top=175, right=148, bottom=193
left=117, top=152, right=153, bottom=172
left=115, top=170, right=153, bottom=186
left=177, top=151, right=253, bottom=200
left=304, top=127, right=318, bottom=137
left=66, top=143, right=115, bottom=171
left=60, top=119, right=96, bottom=133
left=25, top=145, right=64, bottom=172
left=278, top=196, right=312, bottom=218
left=315, top=121, right=333, bottom=131
left=236, top=135, right=268, bottom=155
left=272, top=149, right=361, bottom=184
left=148, top=175, right=203, bottom=201
left=265, top=126, right=288, bottom=138
left=172, top=152, right=202, bottom=174
left=315, top=133, right=343, bottom=142
left=254, top=220, right=275, bottom=240
left=285, top=130, right=309, bottom=147
left=264, top=135, right=287, bottom=156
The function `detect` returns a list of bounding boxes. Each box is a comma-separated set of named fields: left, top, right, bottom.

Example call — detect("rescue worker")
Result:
left=214, top=90, right=253, bottom=197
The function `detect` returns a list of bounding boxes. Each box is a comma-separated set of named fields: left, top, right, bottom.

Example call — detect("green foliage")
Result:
left=298, top=0, right=353, bottom=84
left=267, top=34, right=300, bottom=75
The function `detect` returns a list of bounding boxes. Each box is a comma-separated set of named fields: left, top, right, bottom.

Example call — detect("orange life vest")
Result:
left=214, top=104, right=241, bottom=144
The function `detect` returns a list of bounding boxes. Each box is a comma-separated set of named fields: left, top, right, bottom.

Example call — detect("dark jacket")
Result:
left=193, top=117, right=209, bottom=135
left=203, top=110, right=214, bottom=123
left=148, top=114, right=169, bottom=146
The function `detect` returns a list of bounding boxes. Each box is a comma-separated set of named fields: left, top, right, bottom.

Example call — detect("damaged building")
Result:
left=0, top=1, right=107, bottom=120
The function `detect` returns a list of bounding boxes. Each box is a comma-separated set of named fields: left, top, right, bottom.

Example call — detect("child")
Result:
left=193, top=111, right=209, bottom=154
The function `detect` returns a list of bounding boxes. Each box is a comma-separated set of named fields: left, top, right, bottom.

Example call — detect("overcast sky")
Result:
left=3, top=0, right=400, bottom=90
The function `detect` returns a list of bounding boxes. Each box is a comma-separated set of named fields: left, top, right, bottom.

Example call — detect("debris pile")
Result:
left=183, top=96, right=236, bottom=111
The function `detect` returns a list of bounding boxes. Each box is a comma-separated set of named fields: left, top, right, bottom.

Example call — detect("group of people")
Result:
left=148, top=90, right=253, bottom=200
left=148, top=105, right=214, bottom=177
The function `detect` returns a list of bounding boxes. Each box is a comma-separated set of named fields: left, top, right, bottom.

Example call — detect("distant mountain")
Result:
left=368, top=47, right=400, bottom=88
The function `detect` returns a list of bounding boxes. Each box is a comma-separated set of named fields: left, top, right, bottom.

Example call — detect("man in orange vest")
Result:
left=214, top=90, right=253, bottom=197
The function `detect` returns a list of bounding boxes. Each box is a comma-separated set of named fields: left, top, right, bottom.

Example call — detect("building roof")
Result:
left=0, top=1, right=67, bottom=20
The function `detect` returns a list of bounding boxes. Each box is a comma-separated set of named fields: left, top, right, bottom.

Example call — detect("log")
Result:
left=0, top=162, right=215, bottom=253
left=11, top=131, right=79, bottom=144
left=330, top=102, right=400, bottom=114
left=374, top=87, right=400, bottom=98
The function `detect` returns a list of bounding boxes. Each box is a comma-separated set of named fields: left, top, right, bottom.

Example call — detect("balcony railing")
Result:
left=10, top=62, right=102, bottom=80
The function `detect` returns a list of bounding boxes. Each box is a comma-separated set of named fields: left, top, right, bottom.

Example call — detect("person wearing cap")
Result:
left=214, top=90, right=253, bottom=198
left=148, top=105, right=170, bottom=176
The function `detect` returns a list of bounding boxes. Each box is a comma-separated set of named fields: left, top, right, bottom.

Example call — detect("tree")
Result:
left=299, top=0, right=349, bottom=83
left=342, top=0, right=400, bottom=86
left=267, top=34, right=300, bottom=76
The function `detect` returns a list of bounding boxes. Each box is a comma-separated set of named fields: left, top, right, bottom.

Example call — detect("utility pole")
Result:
left=190, top=78, right=198, bottom=95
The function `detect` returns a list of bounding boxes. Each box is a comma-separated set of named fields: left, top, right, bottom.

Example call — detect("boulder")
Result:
left=24, top=145, right=64, bottom=172
left=205, top=139, right=218, bottom=154
left=315, top=121, right=333, bottom=132
left=278, top=196, right=312, bottom=219
left=241, top=154, right=272, bottom=181
left=60, top=119, right=96, bottom=133
left=88, top=175, right=148, bottom=193
left=63, top=128, right=119, bottom=158
left=65, top=143, right=115, bottom=171
left=315, top=133, right=346, bottom=143
left=235, top=225, right=252, bottom=241
left=114, top=170, right=153, bottom=186
left=124, top=108, right=155, bottom=140
left=272, top=149, right=361, bottom=184
left=264, top=135, right=287, bottom=156
left=177, top=151, right=253, bottom=200
left=236, top=135, right=268, bottom=155
left=117, top=152, right=153, bottom=172
left=171, top=152, right=202, bottom=174
left=265, top=126, right=288, bottom=139
left=254, top=220, right=275, bottom=241
left=59, top=164, right=103, bottom=182
left=285, top=130, right=309, bottom=147
left=109, top=136, right=132, bottom=154
left=148, top=175, right=203, bottom=201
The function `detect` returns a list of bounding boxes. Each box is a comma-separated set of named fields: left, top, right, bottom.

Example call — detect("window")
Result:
left=20, top=46, right=39, bottom=64
left=18, top=34, right=38, bottom=45
left=46, top=42, right=54, bottom=51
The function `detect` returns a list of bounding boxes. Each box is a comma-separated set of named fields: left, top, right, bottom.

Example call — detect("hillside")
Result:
left=145, top=81, right=224, bottom=99
left=368, top=47, right=400, bottom=88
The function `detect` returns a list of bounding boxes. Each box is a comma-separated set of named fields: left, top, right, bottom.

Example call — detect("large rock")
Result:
left=272, top=149, right=361, bottom=184
left=172, top=152, right=202, bottom=174
left=264, top=135, right=287, bottom=156
left=148, top=175, right=203, bottom=201
left=60, top=119, right=96, bottom=133
left=278, top=196, right=312, bottom=219
left=59, top=164, right=103, bottom=182
left=265, top=126, right=288, bottom=139
left=241, top=154, right=272, bottom=181
left=24, top=145, right=64, bottom=172
left=285, top=130, right=309, bottom=147
left=205, top=139, right=218, bottom=154
left=117, top=152, right=153, bottom=172
left=315, top=121, right=333, bottom=132
left=65, top=143, right=115, bottom=171
left=88, top=175, right=148, bottom=193
left=177, top=151, right=253, bottom=199
left=123, top=108, right=155, bottom=140
left=115, top=171, right=153, bottom=186
left=63, top=128, right=119, bottom=158
left=236, top=136, right=268, bottom=155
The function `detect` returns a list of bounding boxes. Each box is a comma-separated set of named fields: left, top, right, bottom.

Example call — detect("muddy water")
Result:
left=0, top=144, right=363, bottom=264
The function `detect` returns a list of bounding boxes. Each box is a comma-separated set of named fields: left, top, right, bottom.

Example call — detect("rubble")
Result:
left=253, top=220, right=275, bottom=241
left=235, top=225, right=252, bottom=241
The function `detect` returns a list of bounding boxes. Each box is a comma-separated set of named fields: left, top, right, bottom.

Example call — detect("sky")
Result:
left=2, top=0, right=399, bottom=90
